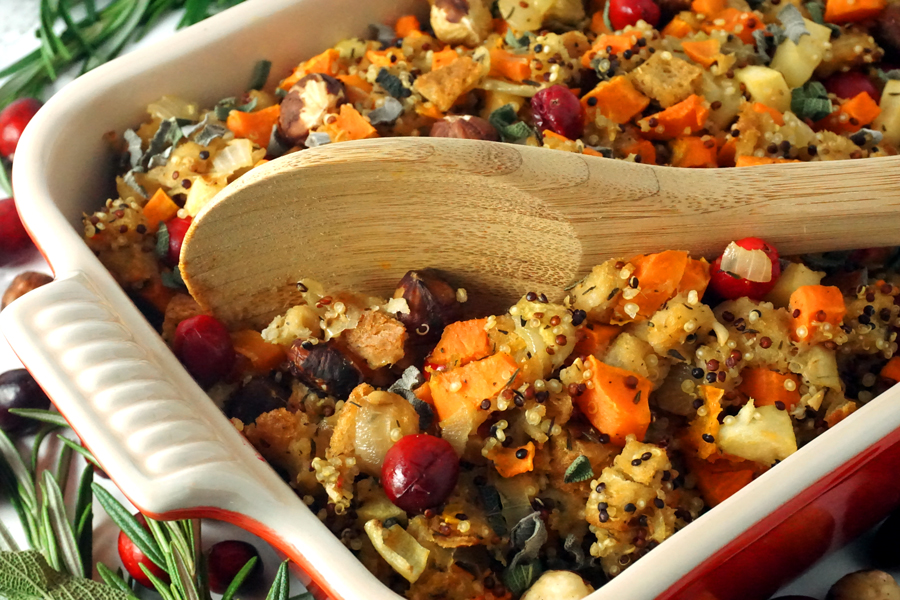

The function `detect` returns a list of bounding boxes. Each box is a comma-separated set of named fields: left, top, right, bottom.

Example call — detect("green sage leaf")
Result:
left=0, top=550, right=137, bottom=600
left=249, top=59, right=272, bottom=91
left=778, top=4, right=810, bottom=44
left=502, top=560, right=543, bottom=597
left=564, top=455, right=595, bottom=484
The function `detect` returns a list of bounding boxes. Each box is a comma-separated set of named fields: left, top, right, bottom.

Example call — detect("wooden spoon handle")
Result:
left=182, top=138, right=900, bottom=328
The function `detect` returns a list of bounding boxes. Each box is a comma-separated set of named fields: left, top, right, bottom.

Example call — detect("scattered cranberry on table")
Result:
left=207, top=540, right=264, bottom=594
left=163, top=215, right=192, bottom=267
left=0, top=198, right=32, bottom=257
left=531, top=85, right=585, bottom=141
left=173, top=315, right=235, bottom=387
left=381, top=434, right=459, bottom=513
left=0, top=368, right=51, bottom=435
left=823, top=71, right=881, bottom=103
left=709, top=237, right=781, bottom=301
left=118, top=513, right=170, bottom=588
left=0, top=98, right=42, bottom=161
left=607, top=0, right=661, bottom=31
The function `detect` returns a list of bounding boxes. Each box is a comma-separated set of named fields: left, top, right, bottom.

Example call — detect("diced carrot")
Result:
left=677, top=257, right=711, bottom=298
left=692, top=0, right=726, bottom=15
left=432, top=47, right=460, bottom=70
left=825, top=0, right=886, bottom=22
left=279, top=48, right=341, bottom=90
left=738, top=368, right=801, bottom=411
left=663, top=15, right=698, bottom=38
left=366, top=48, right=406, bottom=68
left=488, top=442, right=535, bottom=478
left=254, top=159, right=268, bottom=168
left=671, top=136, right=718, bottom=168
left=415, top=102, right=445, bottom=120
left=573, top=323, right=622, bottom=357
left=489, top=48, right=532, bottom=82
left=142, top=188, right=180, bottom=233
left=226, top=105, right=281, bottom=147
left=881, top=356, right=900, bottom=382
left=337, top=74, right=373, bottom=93
left=718, top=137, right=738, bottom=167
left=687, top=455, right=758, bottom=507
left=735, top=156, right=802, bottom=167
left=581, top=34, right=639, bottom=67
left=751, top=102, right=785, bottom=126
left=321, top=104, right=378, bottom=142
left=414, top=382, right=434, bottom=405
left=825, top=401, right=858, bottom=427
left=818, top=92, right=882, bottom=134
left=788, top=285, right=846, bottom=342
left=430, top=352, right=522, bottom=422
left=583, top=147, right=605, bottom=157
left=395, top=15, right=421, bottom=38
left=620, top=138, right=657, bottom=164
left=701, top=9, right=765, bottom=44
left=686, top=385, right=723, bottom=460
left=575, top=355, right=652, bottom=446
left=581, top=76, right=650, bottom=125
left=613, top=250, right=690, bottom=322
left=681, top=39, right=721, bottom=68
left=231, top=330, right=286, bottom=373
left=590, top=10, right=611, bottom=34
left=139, top=276, right=175, bottom=314
left=428, top=318, right=492, bottom=368
left=493, top=18, right=510, bottom=35
left=638, top=95, right=710, bottom=140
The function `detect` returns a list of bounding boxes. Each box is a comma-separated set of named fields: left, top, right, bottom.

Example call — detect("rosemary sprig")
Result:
left=0, top=0, right=249, bottom=111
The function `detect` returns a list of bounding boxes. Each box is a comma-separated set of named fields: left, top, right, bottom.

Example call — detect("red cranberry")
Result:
left=608, top=0, right=661, bottom=30
left=709, top=237, right=781, bottom=301
left=823, top=71, right=881, bottom=103
left=118, top=513, right=169, bottom=588
left=0, top=198, right=32, bottom=257
left=531, top=85, right=585, bottom=140
left=0, top=369, right=51, bottom=435
left=381, top=434, right=459, bottom=512
left=0, top=98, right=42, bottom=160
left=172, top=315, right=235, bottom=387
left=163, top=215, right=192, bottom=267
left=207, top=540, right=264, bottom=594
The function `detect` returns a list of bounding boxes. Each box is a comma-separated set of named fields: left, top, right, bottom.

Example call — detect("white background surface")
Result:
left=0, top=1, right=893, bottom=598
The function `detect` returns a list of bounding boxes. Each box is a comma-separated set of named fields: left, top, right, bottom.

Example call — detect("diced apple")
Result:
left=717, top=401, right=797, bottom=465
left=770, top=19, right=832, bottom=88
left=873, top=80, right=900, bottom=147
left=764, top=262, right=825, bottom=308
left=735, top=66, right=792, bottom=113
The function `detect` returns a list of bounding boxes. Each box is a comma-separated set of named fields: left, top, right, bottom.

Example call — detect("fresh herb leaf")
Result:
left=564, top=455, right=594, bottom=483
left=778, top=4, right=810, bottom=44
left=304, top=131, right=332, bottom=148
left=123, top=170, right=147, bottom=199
left=504, top=29, right=534, bottom=53
left=220, top=557, right=258, bottom=600
left=123, top=130, right=144, bottom=171
left=0, top=160, right=10, bottom=196
left=375, top=68, right=411, bottom=99
left=791, top=81, right=833, bottom=121
left=0, top=550, right=136, bottom=600
left=249, top=59, right=272, bottom=91
left=156, top=222, right=170, bottom=259
left=503, top=560, right=543, bottom=597
left=91, top=483, right=166, bottom=570
left=266, top=560, right=291, bottom=600
left=477, top=484, right=507, bottom=536
left=488, top=104, right=535, bottom=143
left=42, top=471, right=83, bottom=577
left=388, top=367, right=434, bottom=430
left=603, top=0, right=613, bottom=32
left=752, top=24, right=785, bottom=63
left=8, top=409, right=68, bottom=428
left=214, top=96, right=257, bottom=121
left=509, top=512, right=548, bottom=570
left=161, top=265, right=187, bottom=289
left=878, top=68, right=900, bottom=82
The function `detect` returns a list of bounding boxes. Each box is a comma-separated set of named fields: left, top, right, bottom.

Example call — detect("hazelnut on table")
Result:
left=2, top=271, right=53, bottom=309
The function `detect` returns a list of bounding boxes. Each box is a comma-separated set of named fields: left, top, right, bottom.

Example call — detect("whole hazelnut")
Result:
left=430, top=0, right=492, bottom=47
left=393, top=269, right=462, bottom=343
left=277, top=73, right=346, bottom=146
left=430, top=115, right=499, bottom=141
left=2, top=271, right=53, bottom=309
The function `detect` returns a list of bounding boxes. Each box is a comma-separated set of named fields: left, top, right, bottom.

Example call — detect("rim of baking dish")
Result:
left=9, top=0, right=900, bottom=598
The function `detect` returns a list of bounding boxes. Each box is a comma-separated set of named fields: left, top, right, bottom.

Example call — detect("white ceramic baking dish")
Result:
left=5, top=1, right=900, bottom=599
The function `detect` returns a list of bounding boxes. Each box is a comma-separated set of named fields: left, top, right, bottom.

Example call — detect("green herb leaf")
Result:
left=266, top=560, right=291, bottom=600
left=9, top=409, right=69, bottom=429
left=96, top=562, right=132, bottom=595
left=791, top=81, right=833, bottom=121
left=503, top=560, right=543, bottom=597
left=778, top=4, right=810, bottom=44
left=0, top=160, right=11, bottom=196
left=221, top=556, right=258, bottom=600
left=214, top=96, right=257, bottom=121
left=877, top=68, right=900, bottom=81
left=564, top=455, right=594, bottom=483
left=0, top=519, right=19, bottom=552
left=603, top=0, right=613, bottom=33
left=249, top=59, right=272, bottom=90
left=74, top=465, right=93, bottom=578
left=509, top=512, right=547, bottom=570
left=375, top=68, right=411, bottom=99
left=91, top=483, right=166, bottom=570
left=504, top=29, right=533, bottom=53
left=155, top=222, right=170, bottom=259
left=42, top=471, right=83, bottom=578
left=477, top=484, right=508, bottom=536
left=161, top=265, right=186, bottom=289
left=0, top=550, right=137, bottom=600
left=488, top=104, right=535, bottom=143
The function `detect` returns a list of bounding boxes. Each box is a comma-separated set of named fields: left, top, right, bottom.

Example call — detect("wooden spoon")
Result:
left=180, top=137, right=900, bottom=329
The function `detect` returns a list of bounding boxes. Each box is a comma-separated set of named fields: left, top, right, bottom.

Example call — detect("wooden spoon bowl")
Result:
left=181, top=137, right=900, bottom=328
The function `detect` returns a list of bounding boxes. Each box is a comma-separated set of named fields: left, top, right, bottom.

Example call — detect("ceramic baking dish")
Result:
left=4, top=0, right=900, bottom=598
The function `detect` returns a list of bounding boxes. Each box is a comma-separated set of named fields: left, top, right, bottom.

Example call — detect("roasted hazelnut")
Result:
left=287, top=340, right=362, bottom=398
left=827, top=570, right=900, bottom=600
left=394, top=269, right=462, bottom=343
left=277, top=73, right=346, bottom=146
left=430, top=115, right=499, bottom=141
left=430, top=0, right=492, bottom=47
left=224, top=377, right=289, bottom=425
left=2, top=271, right=53, bottom=309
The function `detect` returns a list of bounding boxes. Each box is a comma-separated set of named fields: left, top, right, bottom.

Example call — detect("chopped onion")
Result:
left=478, top=78, right=539, bottom=97
left=383, top=297, right=410, bottom=315
left=147, top=95, right=199, bottom=121
left=211, top=139, right=254, bottom=177
left=364, top=520, right=430, bottom=583
left=719, top=242, right=773, bottom=283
